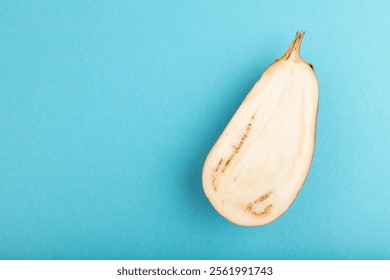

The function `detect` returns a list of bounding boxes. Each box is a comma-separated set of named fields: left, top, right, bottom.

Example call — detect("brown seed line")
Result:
left=247, top=203, right=273, bottom=216
left=246, top=192, right=272, bottom=215
left=215, top=158, right=223, bottom=172
left=212, top=175, right=217, bottom=191
left=221, top=115, right=255, bottom=173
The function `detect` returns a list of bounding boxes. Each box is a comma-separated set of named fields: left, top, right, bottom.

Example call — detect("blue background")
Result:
left=1, top=1, right=389, bottom=260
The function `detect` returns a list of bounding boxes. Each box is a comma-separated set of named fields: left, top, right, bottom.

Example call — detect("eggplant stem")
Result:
left=278, top=31, right=305, bottom=62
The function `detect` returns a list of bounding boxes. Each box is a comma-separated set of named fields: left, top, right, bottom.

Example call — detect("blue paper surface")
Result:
left=0, top=0, right=389, bottom=259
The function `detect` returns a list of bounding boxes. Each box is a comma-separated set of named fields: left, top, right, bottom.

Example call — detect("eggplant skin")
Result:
left=202, top=32, right=319, bottom=226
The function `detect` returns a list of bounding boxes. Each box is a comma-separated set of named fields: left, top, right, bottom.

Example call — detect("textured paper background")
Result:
left=1, top=1, right=389, bottom=259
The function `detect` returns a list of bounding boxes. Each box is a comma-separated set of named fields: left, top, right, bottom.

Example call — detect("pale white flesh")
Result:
left=202, top=32, right=319, bottom=226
